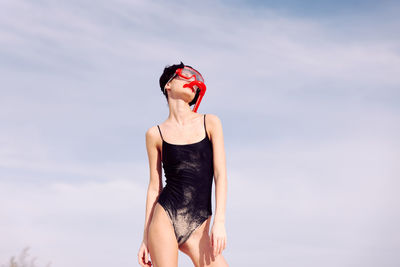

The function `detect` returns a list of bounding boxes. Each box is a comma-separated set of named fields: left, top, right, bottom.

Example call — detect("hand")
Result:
left=137, top=241, right=152, bottom=266
left=210, top=221, right=227, bottom=257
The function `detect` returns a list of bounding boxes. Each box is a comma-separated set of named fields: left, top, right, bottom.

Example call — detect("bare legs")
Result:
left=179, top=217, right=229, bottom=267
left=147, top=203, right=179, bottom=267
left=148, top=204, right=228, bottom=267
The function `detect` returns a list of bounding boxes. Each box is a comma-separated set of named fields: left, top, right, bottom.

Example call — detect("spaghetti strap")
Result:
left=157, top=125, right=164, bottom=141
left=203, top=114, right=207, bottom=138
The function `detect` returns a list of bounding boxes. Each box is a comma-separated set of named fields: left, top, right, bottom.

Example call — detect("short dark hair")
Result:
left=159, top=61, right=201, bottom=106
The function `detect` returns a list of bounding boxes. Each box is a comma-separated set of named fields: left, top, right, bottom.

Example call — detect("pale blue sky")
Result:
left=1, top=0, right=399, bottom=266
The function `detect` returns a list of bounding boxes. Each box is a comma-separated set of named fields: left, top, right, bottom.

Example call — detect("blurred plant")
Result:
left=0, top=247, right=51, bottom=267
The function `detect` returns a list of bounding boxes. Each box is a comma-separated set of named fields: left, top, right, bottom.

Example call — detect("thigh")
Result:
left=148, top=202, right=179, bottom=267
left=179, top=217, right=229, bottom=267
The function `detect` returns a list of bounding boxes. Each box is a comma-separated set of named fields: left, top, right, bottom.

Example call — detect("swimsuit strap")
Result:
left=157, top=125, right=164, bottom=141
left=158, top=116, right=206, bottom=142
left=204, top=114, right=207, bottom=138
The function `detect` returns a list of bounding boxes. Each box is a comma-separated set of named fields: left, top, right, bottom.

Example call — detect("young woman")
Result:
left=137, top=62, right=229, bottom=267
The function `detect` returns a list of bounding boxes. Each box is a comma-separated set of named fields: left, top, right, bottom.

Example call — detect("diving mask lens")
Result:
left=179, top=67, right=204, bottom=82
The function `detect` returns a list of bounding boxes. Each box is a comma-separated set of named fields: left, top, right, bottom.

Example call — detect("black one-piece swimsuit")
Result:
left=156, top=114, right=214, bottom=246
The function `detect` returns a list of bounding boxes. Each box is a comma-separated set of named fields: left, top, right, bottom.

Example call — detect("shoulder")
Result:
left=204, top=114, right=223, bottom=139
left=205, top=113, right=222, bottom=127
left=145, top=125, right=162, bottom=143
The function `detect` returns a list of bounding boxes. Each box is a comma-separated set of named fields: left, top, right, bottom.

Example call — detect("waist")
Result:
left=159, top=179, right=213, bottom=206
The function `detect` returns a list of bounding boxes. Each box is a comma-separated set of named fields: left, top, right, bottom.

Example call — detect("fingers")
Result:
left=211, top=235, right=227, bottom=256
left=137, top=249, right=144, bottom=266
left=144, top=248, right=152, bottom=266
left=223, top=236, right=227, bottom=250
left=211, top=234, right=217, bottom=256
left=137, top=247, right=142, bottom=265
left=145, top=248, right=149, bottom=263
left=139, top=254, right=152, bottom=267
left=138, top=253, right=146, bottom=266
left=212, top=235, right=220, bottom=256
left=218, top=238, right=223, bottom=255
left=138, top=246, right=152, bottom=267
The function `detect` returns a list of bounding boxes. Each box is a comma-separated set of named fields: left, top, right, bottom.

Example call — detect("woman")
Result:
left=137, top=62, right=229, bottom=267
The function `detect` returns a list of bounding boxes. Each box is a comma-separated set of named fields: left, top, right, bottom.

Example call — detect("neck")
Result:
left=167, top=99, right=197, bottom=126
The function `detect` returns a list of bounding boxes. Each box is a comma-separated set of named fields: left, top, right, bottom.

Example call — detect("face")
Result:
left=165, top=74, right=196, bottom=101
left=165, top=76, right=196, bottom=103
left=163, top=65, right=206, bottom=112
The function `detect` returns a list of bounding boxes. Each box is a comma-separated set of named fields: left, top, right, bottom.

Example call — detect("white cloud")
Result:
left=0, top=179, right=146, bottom=267
left=1, top=0, right=399, bottom=266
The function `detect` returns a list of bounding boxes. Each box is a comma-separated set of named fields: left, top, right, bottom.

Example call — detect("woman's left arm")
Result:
left=208, top=114, right=228, bottom=257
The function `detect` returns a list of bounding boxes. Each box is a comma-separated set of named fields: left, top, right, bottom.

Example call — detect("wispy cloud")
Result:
left=1, top=0, right=399, bottom=266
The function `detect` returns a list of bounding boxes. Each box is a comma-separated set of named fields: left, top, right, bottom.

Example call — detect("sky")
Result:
left=0, top=0, right=399, bottom=266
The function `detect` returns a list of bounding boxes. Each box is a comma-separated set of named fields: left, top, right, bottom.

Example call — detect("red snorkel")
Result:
left=183, top=81, right=206, bottom=113
left=175, top=67, right=207, bottom=113
left=163, top=65, right=207, bottom=113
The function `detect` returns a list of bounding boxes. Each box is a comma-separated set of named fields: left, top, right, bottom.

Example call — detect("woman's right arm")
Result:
left=142, top=126, right=163, bottom=243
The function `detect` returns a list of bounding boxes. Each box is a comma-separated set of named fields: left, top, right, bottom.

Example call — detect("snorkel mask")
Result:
left=164, top=66, right=207, bottom=113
